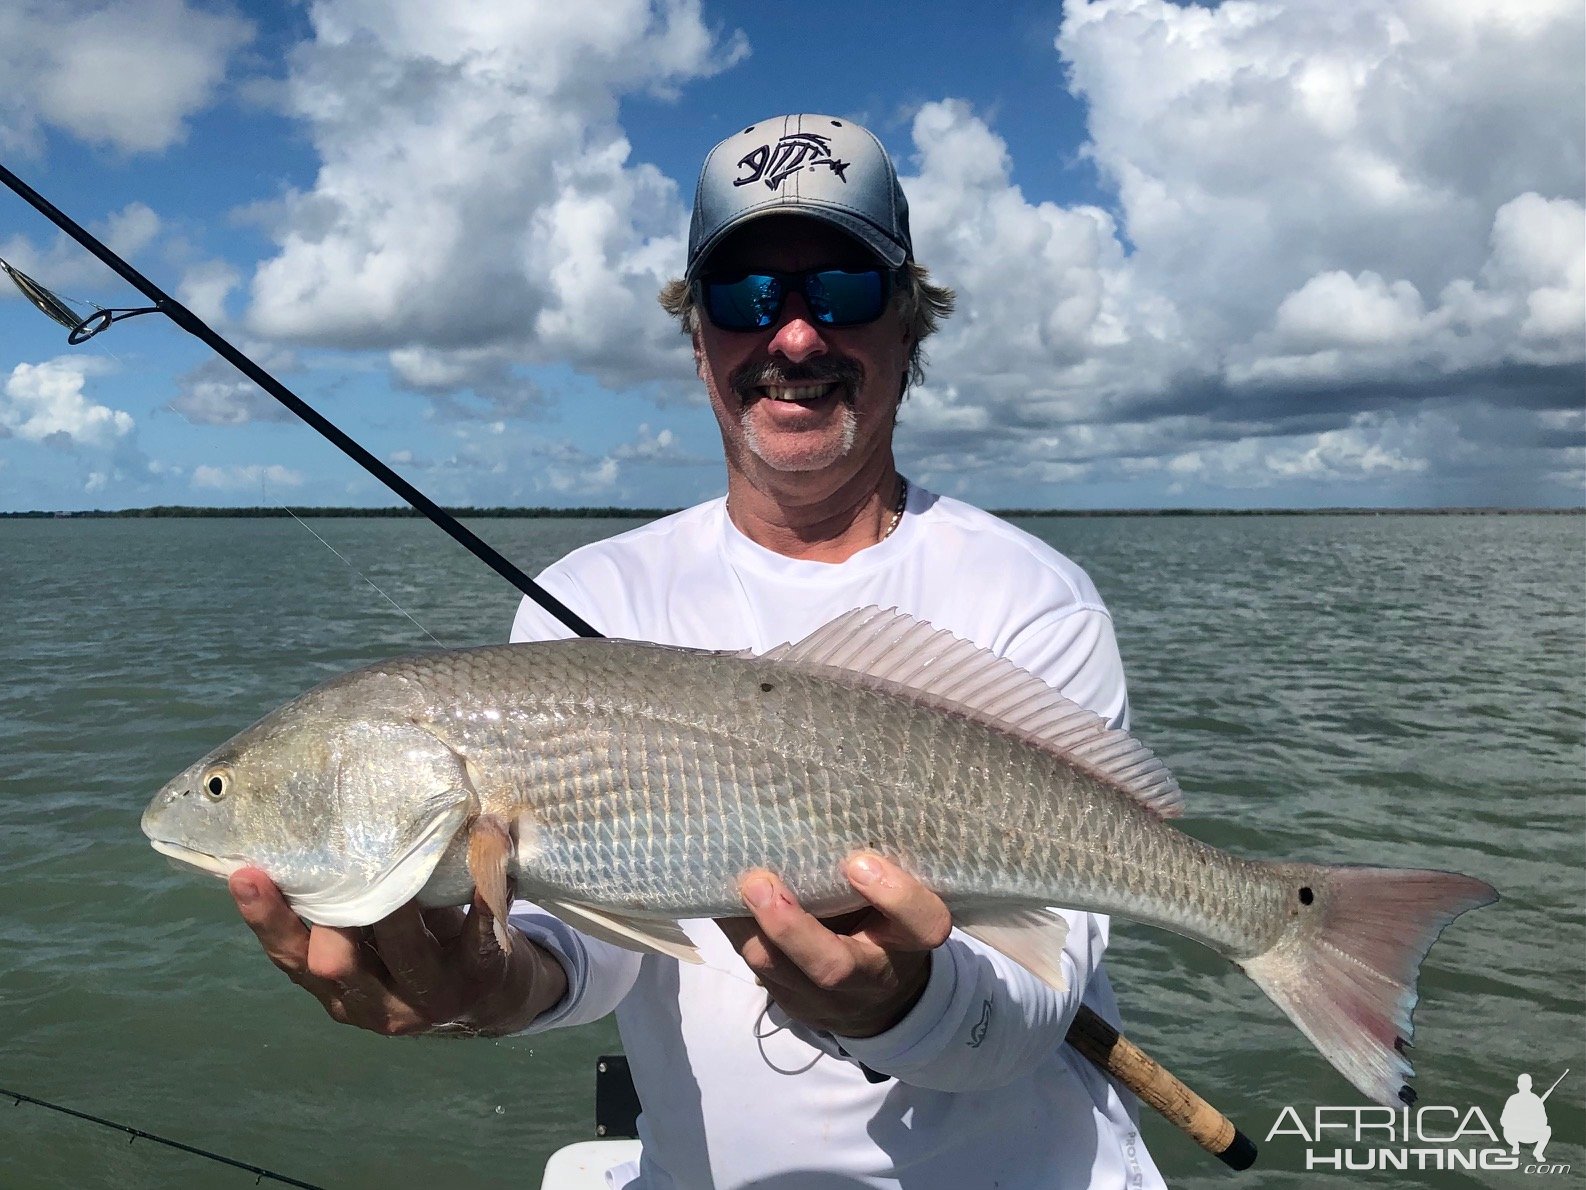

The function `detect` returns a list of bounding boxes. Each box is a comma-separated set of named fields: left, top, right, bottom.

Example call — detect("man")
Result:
left=1500, top=1073, right=1554, bottom=1161
left=231, top=114, right=1165, bottom=1188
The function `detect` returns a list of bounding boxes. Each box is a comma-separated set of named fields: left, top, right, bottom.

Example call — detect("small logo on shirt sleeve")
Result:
left=968, top=999, right=992, bottom=1047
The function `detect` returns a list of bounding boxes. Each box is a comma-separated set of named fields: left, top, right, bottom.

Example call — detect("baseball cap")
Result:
left=685, top=114, right=913, bottom=282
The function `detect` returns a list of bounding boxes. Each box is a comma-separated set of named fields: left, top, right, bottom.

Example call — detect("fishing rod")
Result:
left=3, top=1085, right=323, bottom=1188
left=0, top=161, right=1255, bottom=1171
left=0, top=161, right=598, bottom=641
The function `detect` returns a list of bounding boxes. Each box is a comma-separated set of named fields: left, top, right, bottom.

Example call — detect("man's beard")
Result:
left=729, top=357, right=865, bottom=472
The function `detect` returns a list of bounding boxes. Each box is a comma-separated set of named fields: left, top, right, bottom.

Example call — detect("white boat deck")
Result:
left=540, top=1139, right=643, bottom=1190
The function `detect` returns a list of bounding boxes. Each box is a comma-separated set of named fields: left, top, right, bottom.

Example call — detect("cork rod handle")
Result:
left=1066, top=1005, right=1257, bottom=1170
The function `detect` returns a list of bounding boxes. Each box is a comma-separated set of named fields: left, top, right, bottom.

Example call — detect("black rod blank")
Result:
left=4, top=1085, right=324, bottom=1188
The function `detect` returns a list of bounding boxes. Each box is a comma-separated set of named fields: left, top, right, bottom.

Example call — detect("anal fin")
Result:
left=538, top=897, right=703, bottom=965
left=956, top=906, right=1071, bottom=991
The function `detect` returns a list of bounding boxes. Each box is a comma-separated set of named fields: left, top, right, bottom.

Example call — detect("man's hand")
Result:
left=228, top=867, right=567, bottom=1037
left=717, top=853, right=952, bottom=1038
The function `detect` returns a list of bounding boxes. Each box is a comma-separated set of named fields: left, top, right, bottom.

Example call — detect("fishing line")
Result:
left=2, top=1085, right=324, bottom=1188
left=151, top=395, right=448, bottom=649
left=267, top=486, right=447, bottom=649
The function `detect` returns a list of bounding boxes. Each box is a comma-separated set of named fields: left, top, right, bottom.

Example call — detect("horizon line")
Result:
left=2, top=503, right=1581, bottom=520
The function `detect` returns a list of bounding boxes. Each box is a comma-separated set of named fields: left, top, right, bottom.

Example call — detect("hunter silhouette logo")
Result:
left=1502, top=1070, right=1567, bottom=1162
left=734, top=133, right=850, bottom=191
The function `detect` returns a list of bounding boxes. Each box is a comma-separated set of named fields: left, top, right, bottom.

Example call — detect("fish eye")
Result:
left=202, top=769, right=230, bottom=800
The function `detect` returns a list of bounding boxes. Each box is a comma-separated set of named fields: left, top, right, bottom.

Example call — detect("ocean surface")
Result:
left=1, top=513, right=1581, bottom=1189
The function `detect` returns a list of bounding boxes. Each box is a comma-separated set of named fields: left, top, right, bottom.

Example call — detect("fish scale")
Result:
left=143, top=605, right=1496, bottom=1106
left=397, top=642, right=1291, bottom=944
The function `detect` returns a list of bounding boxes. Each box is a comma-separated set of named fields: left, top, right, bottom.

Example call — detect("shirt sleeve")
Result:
left=835, top=603, right=1132, bottom=1091
left=509, top=565, right=591, bottom=644
left=505, top=902, right=645, bottom=1033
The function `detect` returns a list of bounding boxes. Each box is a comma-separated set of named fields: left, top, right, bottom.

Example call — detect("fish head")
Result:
left=142, top=668, right=476, bottom=923
left=143, top=698, right=352, bottom=881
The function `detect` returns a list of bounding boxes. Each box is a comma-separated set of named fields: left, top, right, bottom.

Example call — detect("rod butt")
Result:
left=1216, top=1129, right=1258, bottom=1170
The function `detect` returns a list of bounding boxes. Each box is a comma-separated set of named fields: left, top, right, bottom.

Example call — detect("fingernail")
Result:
left=743, top=876, right=775, bottom=909
left=234, top=879, right=258, bottom=904
left=848, top=854, right=882, bottom=885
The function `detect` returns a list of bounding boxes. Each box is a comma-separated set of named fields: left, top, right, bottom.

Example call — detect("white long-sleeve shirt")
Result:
left=508, top=485, right=1165, bottom=1190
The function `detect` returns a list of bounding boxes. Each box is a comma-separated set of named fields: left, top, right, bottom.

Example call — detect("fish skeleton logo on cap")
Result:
left=734, top=133, right=850, bottom=190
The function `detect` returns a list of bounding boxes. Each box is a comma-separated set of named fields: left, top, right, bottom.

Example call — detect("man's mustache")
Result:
left=730, top=357, right=864, bottom=402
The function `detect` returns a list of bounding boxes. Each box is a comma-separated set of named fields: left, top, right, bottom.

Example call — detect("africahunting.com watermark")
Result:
left=1266, top=1069, right=1571, bottom=1175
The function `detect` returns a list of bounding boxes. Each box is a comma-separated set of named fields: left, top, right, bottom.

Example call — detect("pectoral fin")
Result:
left=955, top=906, right=1072, bottom=992
left=537, top=897, right=703, bottom=965
left=466, top=814, right=516, bottom=953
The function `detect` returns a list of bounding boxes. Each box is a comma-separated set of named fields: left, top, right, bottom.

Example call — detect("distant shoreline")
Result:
left=2, top=504, right=1580, bottom=520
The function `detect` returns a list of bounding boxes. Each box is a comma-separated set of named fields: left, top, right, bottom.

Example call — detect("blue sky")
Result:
left=1, top=0, right=1581, bottom=512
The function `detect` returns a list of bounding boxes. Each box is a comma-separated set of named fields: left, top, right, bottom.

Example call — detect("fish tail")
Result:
left=1240, top=864, right=1496, bottom=1106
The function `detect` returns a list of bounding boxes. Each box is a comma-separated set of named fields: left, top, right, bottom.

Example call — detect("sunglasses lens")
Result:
left=704, top=274, right=783, bottom=330
left=806, top=269, right=887, bottom=326
left=700, top=268, right=889, bottom=330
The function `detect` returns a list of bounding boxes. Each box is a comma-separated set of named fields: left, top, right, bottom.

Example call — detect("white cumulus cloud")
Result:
left=15, top=0, right=1571, bottom=507
left=1052, top=0, right=1583, bottom=384
left=0, top=0, right=253, bottom=155
left=893, top=0, right=1582, bottom=501
left=611, top=422, right=704, bottom=465
left=1482, top=192, right=1586, bottom=350
left=244, top=0, right=745, bottom=404
left=191, top=463, right=305, bottom=491
left=1, top=358, right=133, bottom=447
left=177, top=258, right=243, bottom=325
left=389, top=346, right=547, bottom=420
left=1, top=202, right=171, bottom=309
left=1271, top=271, right=1430, bottom=352
left=168, top=353, right=299, bottom=427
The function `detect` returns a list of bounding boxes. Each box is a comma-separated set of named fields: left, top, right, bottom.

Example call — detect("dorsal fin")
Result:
left=762, top=606, right=1184, bottom=818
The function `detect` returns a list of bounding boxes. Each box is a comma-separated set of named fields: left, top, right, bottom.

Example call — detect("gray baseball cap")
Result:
left=685, top=114, right=913, bottom=282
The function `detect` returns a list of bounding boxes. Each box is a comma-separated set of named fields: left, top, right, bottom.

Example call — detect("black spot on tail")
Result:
left=1398, top=1084, right=1418, bottom=1105
left=1298, top=886, right=1314, bottom=905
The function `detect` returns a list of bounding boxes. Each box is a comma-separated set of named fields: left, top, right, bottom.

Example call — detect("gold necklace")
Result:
left=881, top=475, right=908, bottom=540
left=727, top=476, right=908, bottom=542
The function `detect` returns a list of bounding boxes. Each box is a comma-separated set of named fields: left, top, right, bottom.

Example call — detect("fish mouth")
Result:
left=148, top=838, right=247, bottom=880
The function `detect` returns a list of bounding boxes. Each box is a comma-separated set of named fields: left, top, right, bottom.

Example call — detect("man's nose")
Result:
left=767, top=294, right=827, bottom=363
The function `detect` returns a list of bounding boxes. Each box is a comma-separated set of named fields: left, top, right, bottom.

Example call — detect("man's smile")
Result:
left=757, top=381, right=843, bottom=404
left=731, top=356, right=865, bottom=416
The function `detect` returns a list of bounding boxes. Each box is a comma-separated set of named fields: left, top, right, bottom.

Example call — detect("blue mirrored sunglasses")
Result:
left=696, top=267, right=893, bottom=331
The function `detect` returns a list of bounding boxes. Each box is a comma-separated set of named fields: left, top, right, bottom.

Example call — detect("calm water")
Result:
left=1, top=514, right=1581, bottom=1189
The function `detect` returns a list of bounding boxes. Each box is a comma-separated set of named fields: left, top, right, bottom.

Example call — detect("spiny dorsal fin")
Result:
left=762, top=606, right=1184, bottom=818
